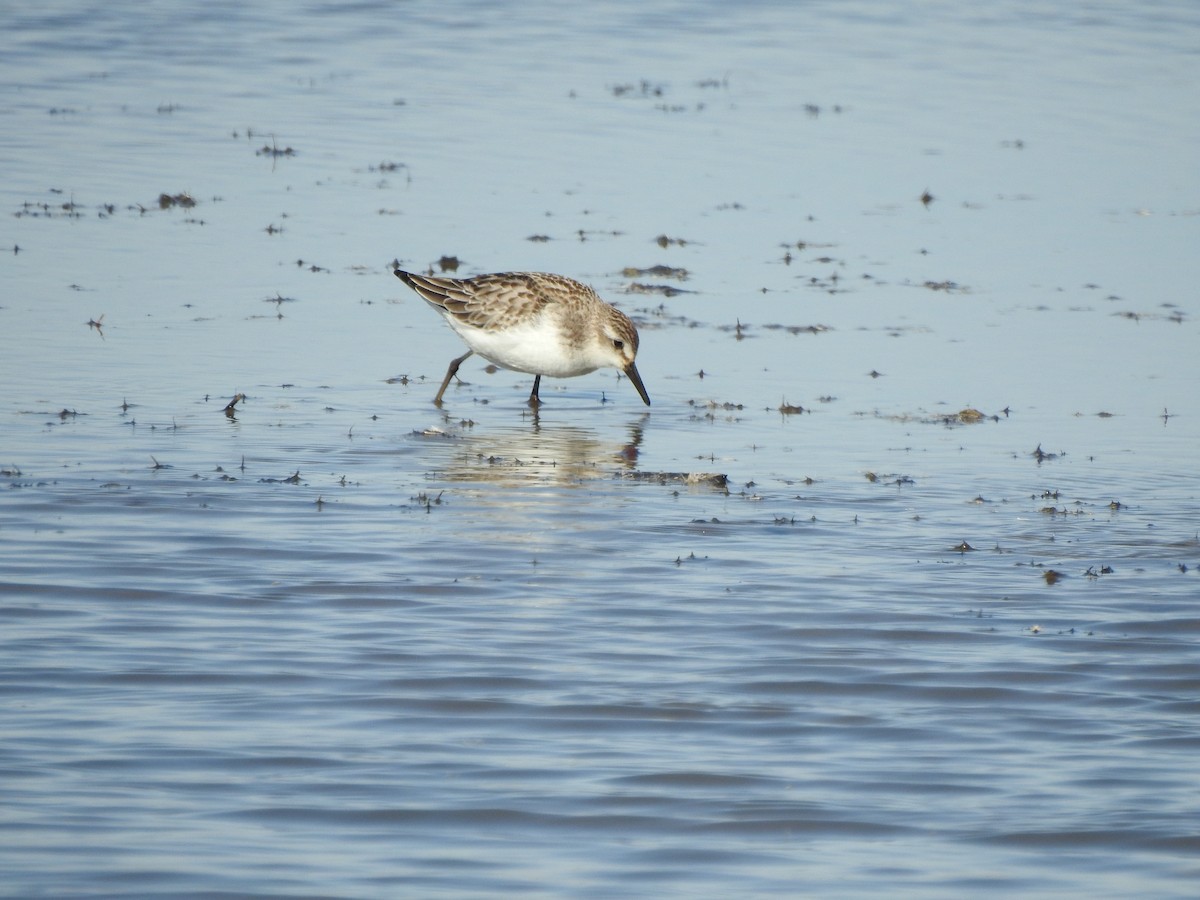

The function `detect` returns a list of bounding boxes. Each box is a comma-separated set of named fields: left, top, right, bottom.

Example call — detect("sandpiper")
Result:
left=394, top=269, right=650, bottom=407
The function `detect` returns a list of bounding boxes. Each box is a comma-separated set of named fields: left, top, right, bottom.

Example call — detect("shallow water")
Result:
left=3, top=1, right=1199, bottom=897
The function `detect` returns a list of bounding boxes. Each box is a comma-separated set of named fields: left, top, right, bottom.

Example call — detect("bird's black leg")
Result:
left=528, top=375, right=542, bottom=407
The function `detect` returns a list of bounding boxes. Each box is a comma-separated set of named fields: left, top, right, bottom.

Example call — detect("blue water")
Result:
left=3, top=1, right=1199, bottom=896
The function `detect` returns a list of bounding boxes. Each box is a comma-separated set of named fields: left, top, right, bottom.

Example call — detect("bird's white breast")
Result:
left=443, top=314, right=600, bottom=378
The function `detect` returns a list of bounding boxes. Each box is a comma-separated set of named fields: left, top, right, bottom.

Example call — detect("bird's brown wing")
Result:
left=394, top=271, right=560, bottom=330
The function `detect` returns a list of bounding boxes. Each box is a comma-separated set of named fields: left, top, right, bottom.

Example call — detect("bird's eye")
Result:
left=612, top=339, right=624, bottom=351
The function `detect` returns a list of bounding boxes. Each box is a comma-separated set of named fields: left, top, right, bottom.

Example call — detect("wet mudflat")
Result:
left=3, top=1, right=1199, bottom=897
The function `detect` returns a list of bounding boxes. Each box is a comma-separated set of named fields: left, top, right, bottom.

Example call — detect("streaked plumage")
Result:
left=394, top=269, right=650, bottom=407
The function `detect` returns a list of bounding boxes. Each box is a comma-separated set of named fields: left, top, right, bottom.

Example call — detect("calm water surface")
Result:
left=2, top=1, right=1199, bottom=896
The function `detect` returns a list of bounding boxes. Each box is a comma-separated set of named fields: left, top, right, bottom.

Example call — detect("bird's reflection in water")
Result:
left=415, top=414, right=648, bottom=487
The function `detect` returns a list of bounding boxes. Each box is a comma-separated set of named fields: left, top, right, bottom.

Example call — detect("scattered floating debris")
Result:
left=414, top=490, right=444, bottom=512
left=626, top=282, right=692, bottom=297
left=157, top=192, right=196, bottom=209
left=953, top=541, right=975, bottom=552
left=687, top=400, right=745, bottom=423
left=223, top=393, right=247, bottom=417
left=761, top=323, right=832, bottom=336
left=654, top=234, right=692, bottom=248
left=15, top=196, right=84, bottom=219
left=256, top=139, right=296, bottom=157
left=1110, top=308, right=1185, bottom=324
left=575, top=228, right=625, bottom=242
left=1032, top=444, right=1062, bottom=463
left=259, top=470, right=302, bottom=484
left=611, top=80, right=664, bottom=98
left=621, top=265, right=688, bottom=279
left=620, top=471, right=729, bottom=491
left=15, top=190, right=213, bottom=220
left=263, top=293, right=297, bottom=314
left=86, top=314, right=105, bottom=338
left=1042, top=569, right=1064, bottom=585
left=865, top=472, right=915, bottom=486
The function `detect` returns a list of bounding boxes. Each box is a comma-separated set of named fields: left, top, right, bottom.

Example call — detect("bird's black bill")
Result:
left=624, top=363, right=651, bottom=406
